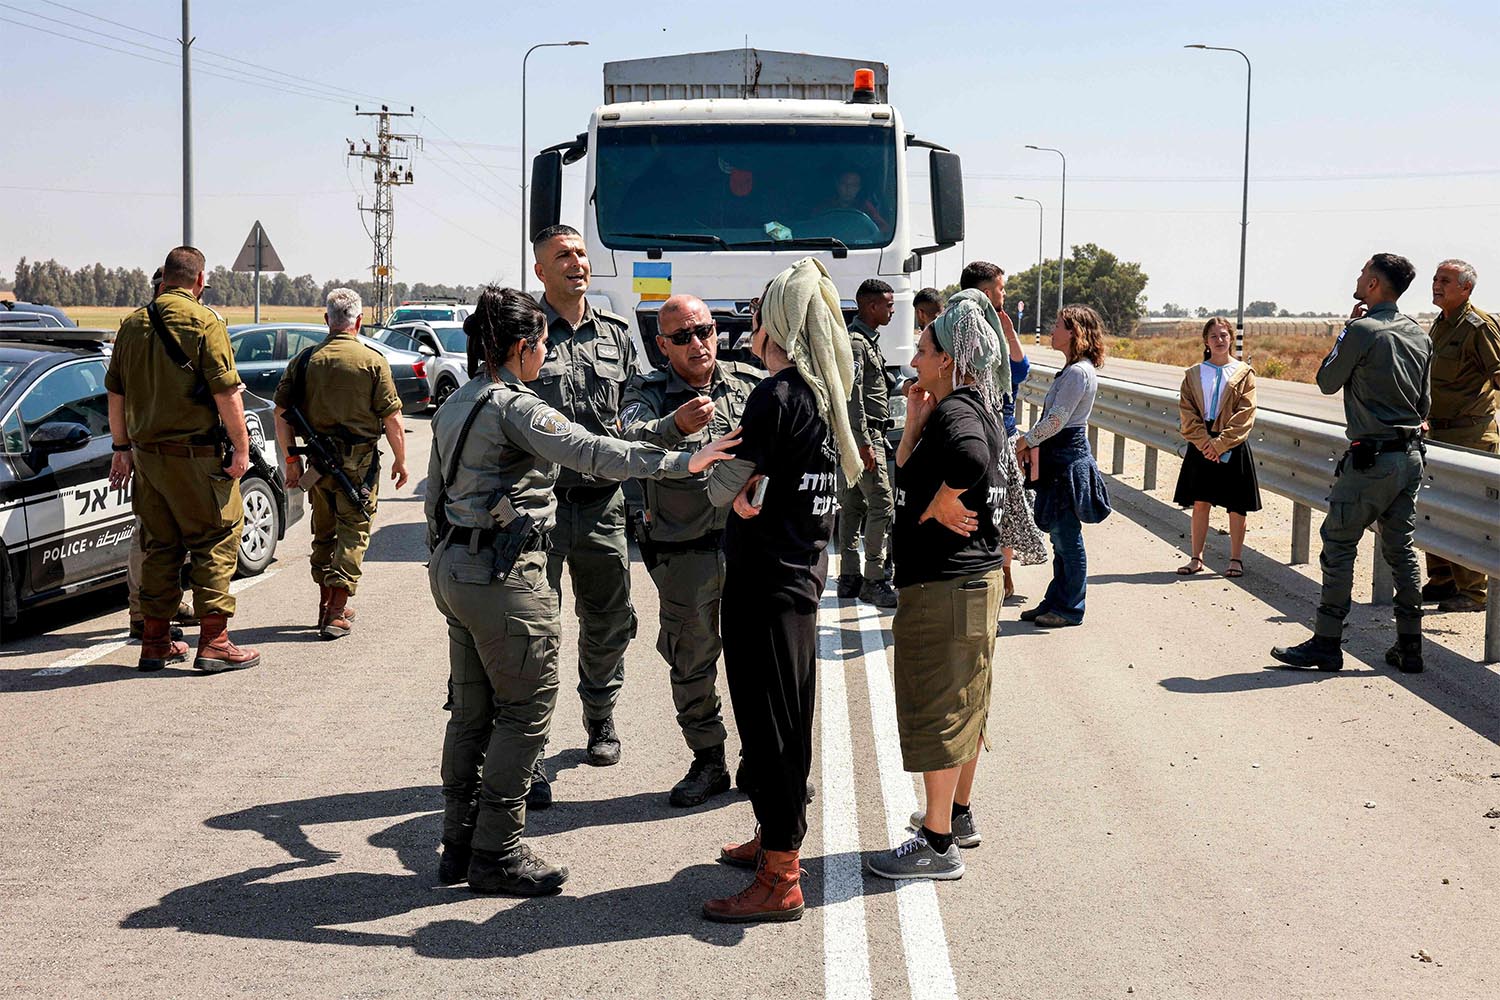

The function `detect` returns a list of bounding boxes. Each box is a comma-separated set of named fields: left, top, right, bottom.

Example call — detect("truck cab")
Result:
left=529, top=49, right=964, bottom=412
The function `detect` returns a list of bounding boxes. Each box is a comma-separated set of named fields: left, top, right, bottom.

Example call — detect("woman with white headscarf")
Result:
left=866, top=288, right=1008, bottom=883
left=700, top=258, right=860, bottom=924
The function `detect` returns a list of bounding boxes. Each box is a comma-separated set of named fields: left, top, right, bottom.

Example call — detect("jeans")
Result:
left=1038, top=505, right=1087, bottom=623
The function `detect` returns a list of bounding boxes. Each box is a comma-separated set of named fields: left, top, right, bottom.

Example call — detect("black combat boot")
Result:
left=1270, top=634, right=1344, bottom=671
left=584, top=715, right=621, bottom=767
left=836, top=573, right=862, bottom=599
left=670, top=745, right=731, bottom=807
left=1384, top=635, right=1424, bottom=674
left=525, top=754, right=553, bottom=810
left=859, top=577, right=899, bottom=609
left=438, top=801, right=478, bottom=885
left=467, top=843, right=569, bottom=896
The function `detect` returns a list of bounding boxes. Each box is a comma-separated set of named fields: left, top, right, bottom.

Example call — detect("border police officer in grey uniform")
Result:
left=1272, top=254, right=1432, bottom=673
left=530, top=224, right=640, bottom=772
left=428, top=287, right=738, bottom=895
left=836, top=278, right=898, bottom=608
left=621, top=294, right=761, bottom=806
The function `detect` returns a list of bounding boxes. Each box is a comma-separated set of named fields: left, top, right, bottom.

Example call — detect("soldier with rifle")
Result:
left=274, top=287, right=408, bottom=639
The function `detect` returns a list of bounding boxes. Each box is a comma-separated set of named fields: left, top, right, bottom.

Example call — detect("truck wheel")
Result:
left=237, top=475, right=280, bottom=576
left=435, top=375, right=459, bottom=408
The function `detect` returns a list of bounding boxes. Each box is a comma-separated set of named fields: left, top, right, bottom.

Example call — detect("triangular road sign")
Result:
left=231, top=221, right=285, bottom=273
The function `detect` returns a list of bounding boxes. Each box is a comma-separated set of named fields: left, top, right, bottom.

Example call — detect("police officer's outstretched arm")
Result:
left=505, top=394, right=737, bottom=480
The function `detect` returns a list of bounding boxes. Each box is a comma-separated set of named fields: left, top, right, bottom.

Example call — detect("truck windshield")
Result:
left=596, top=122, right=897, bottom=252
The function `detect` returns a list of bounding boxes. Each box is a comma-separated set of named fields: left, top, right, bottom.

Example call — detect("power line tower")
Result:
left=347, top=104, right=419, bottom=323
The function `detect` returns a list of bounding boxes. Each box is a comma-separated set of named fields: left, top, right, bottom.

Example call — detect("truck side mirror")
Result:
left=929, top=150, right=965, bottom=246
left=530, top=150, right=564, bottom=240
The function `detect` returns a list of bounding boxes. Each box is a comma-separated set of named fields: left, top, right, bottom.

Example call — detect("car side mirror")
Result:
left=416, top=344, right=436, bottom=357
left=29, top=421, right=91, bottom=457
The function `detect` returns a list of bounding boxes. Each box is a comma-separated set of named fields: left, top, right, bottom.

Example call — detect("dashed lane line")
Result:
left=28, top=569, right=278, bottom=678
left=819, top=580, right=874, bottom=1000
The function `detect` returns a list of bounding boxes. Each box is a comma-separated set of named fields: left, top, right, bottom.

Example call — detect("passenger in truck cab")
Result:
left=818, top=169, right=890, bottom=233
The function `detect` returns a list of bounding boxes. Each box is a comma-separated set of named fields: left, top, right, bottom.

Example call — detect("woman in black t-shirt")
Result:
left=702, top=258, right=862, bottom=923
left=868, top=289, right=1007, bottom=883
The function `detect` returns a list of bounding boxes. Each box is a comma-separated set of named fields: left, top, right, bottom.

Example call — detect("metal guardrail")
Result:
left=1018, top=364, right=1500, bottom=661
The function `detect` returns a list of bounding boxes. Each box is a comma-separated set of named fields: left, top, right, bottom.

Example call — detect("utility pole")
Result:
left=180, top=0, right=193, bottom=245
left=349, top=105, right=418, bottom=324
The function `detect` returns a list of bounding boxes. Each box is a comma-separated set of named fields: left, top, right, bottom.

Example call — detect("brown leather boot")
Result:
left=317, top=585, right=332, bottom=629
left=138, top=617, right=189, bottom=672
left=702, top=848, right=804, bottom=923
left=193, top=614, right=261, bottom=673
left=718, top=828, right=762, bottom=869
left=320, top=588, right=352, bottom=640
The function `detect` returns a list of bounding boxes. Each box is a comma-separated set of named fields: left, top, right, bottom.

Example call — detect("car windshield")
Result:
left=595, top=122, right=898, bottom=251
left=391, top=308, right=453, bottom=323
left=434, top=327, right=467, bottom=354
left=0, top=363, right=23, bottom=395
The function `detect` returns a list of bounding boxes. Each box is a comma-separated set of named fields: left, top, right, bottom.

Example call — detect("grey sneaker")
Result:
left=908, top=809, right=981, bottom=848
left=866, top=833, right=965, bottom=881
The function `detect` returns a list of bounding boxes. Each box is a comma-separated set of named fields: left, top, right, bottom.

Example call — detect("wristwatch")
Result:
left=111, top=442, right=132, bottom=453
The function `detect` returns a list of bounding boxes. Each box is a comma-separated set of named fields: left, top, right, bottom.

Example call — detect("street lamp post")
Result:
left=521, top=40, right=588, bottom=290
left=1025, top=145, right=1066, bottom=325
left=1014, top=196, right=1044, bottom=344
left=1187, top=43, right=1252, bottom=358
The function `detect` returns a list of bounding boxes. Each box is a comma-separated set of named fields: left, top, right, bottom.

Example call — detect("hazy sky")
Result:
left=4, top=0, right=1497, bottom=314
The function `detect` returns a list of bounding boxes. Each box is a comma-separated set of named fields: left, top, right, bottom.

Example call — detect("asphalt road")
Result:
left=1021, top=345, right=1349, bottom=425
left=2, top=415, right=1496, bottom=1000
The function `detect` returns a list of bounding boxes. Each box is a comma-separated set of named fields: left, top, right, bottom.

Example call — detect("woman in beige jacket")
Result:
left=1173, top=317, right=1262, bottom=577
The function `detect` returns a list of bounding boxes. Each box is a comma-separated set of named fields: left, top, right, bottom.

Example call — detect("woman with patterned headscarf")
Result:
left=866, top=288, right=1009, bottom=882
left=699, top=257, right=858, bottom=923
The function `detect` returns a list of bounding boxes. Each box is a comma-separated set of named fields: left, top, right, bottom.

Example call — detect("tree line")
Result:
left=940, top=243, right=1150, bottom=337
left=11, top=258, right=480, bottom=310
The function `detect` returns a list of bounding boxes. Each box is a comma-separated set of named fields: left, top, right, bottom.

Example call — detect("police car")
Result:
left=0, top=327, right=302, bottom=641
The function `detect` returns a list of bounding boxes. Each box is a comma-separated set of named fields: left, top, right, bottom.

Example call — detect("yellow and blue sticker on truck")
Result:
left=632, top=261, right=672, bottom=302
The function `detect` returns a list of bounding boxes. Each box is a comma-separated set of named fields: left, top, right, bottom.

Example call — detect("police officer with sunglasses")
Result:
left=620, top=294, right=762, bottom=806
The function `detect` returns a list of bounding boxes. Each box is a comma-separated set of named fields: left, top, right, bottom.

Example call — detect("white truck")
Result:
left=528, top=48, right=965, bottom=432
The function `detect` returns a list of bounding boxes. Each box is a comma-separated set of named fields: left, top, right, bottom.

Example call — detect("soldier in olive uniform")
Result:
left=105, top=246, right=260, bottom=673
left=836, top=278, right=898, bottom=608
left=1422, top=259, right=1500, bottom=613
left=427, top=287, right=737, bottom=895
left=620, top=294, right=761, bottom=806
left=1273, top=254, right=1432, bottom=674
left=530, top=224, right=640, bottom=771
left=273, top=287, right=409, bottom=639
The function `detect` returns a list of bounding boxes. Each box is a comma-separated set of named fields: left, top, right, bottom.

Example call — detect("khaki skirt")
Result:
left=890, top=566, right=1004, bottom=772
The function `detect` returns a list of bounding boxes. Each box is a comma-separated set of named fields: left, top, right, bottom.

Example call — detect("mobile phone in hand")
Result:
left=750, top=475, right=770, bottom=507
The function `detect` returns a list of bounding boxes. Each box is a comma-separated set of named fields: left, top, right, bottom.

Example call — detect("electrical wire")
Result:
left=402, top=194, right=507, bottom=252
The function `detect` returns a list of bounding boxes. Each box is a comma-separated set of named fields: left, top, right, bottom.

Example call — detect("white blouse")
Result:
left=1198, top=359, right=1242, bottom=423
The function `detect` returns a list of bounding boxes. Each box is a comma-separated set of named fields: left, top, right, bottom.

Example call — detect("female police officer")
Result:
left=427, top=286, right=738, bottom=895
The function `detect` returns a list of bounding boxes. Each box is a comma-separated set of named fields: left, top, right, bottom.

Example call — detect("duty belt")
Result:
left=133, top=441, right=220, bottom=458
left=556, top=482, right=619, bottom=505
left=652, top=530, right=723, bottom=555
left=445, top=525, right=549, bottom=553
left=1429, top=414, right=1493, bottom=431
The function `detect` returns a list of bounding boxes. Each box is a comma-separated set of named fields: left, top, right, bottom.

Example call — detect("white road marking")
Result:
left=819, top=582, right=873, bottom=1000
left=851, top=599, right=960, bottom=1000
left=28, top=569, right=279, bottom=677
left=29, top=633, right=130, bottom=676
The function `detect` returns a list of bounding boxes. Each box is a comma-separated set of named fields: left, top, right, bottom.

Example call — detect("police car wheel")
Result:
left=435, top=375, right=458, bottom=408
left=237, top=476, right=279, bottom=577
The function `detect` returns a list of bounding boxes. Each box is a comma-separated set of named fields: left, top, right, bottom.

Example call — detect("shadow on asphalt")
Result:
left=366, top=520, right=429, bottom=563
left=122, top=784, right=887, bottom=954
left=1099, top=478, right=1500, bottom=746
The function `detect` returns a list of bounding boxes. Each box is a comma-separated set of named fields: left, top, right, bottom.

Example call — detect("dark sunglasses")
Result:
left=664, top=322, right=716, bottom=346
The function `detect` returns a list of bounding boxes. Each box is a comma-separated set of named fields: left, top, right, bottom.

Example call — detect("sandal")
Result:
left=1225, top=558, right=1244, bottom=579
left=1176, top=557, right=1205, bottom=576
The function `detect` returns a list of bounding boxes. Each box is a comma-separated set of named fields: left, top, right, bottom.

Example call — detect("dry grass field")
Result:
left=66, top=305, right=365, bottom=329
left=1111, top=332, right=1339, bottom=383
